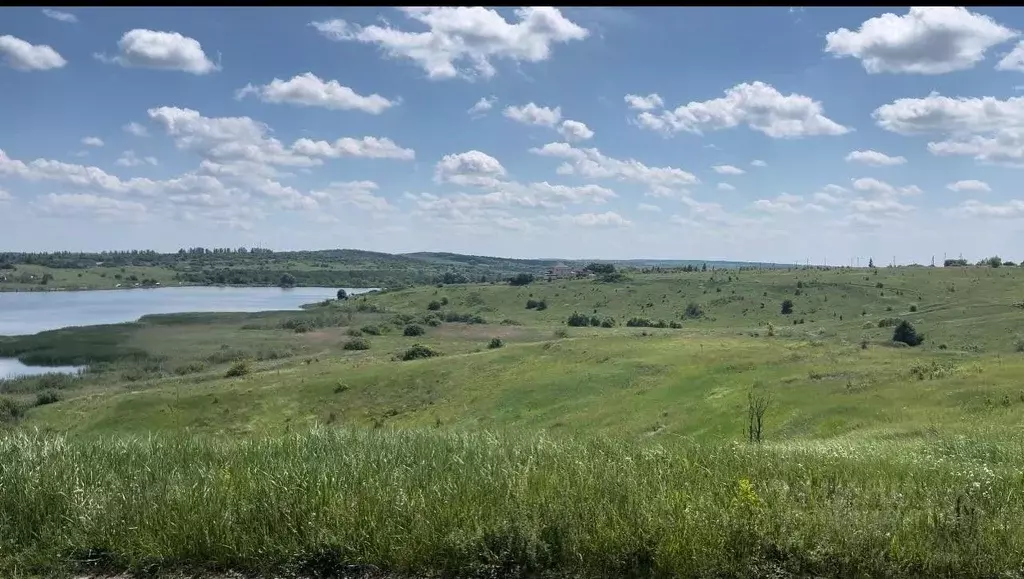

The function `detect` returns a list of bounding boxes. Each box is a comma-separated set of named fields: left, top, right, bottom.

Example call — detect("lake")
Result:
left=1, top=358, right=83, bottom=380
left=0, top=286, right=376, bottom=379
left=0, top=285, right=376, bottom=336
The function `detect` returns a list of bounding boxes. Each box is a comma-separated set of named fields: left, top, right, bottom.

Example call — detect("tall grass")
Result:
left=2, top=428, right=1023, bottom=577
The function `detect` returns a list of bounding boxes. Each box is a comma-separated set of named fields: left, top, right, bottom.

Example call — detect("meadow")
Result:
left=3, top=263, right=1024, bottom=577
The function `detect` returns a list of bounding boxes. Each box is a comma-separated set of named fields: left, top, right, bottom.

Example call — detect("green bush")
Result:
left=343, top=338, right=370, bottom=351
left=0, top=396, right=23, bottom=423
left=35, top=390, right=61, bottom=406
left=567, top=312, right=590, bottom=327
left=427, top=300, right=442, bottom=311
left=487, top=338, right=504, bottom=349
left=600, top=317, right=616, bottom=328
left=683, top=302, right=704, bottom=319
left=403, top=324, right=425, bottom=337
left=224, top=361, right=250, bottom=378
left=892, top=320, right=924, bottom=347
left=781, top=299, right=794, bottom=315
left=400, top=344, right=439, bottom=361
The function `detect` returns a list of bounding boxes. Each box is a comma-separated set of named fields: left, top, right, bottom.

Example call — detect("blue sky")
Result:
left=3, top=7, right=1024, bottom=263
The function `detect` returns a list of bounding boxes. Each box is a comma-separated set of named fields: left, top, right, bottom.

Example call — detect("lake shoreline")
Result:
left=0, top=282, right=358, bottom=293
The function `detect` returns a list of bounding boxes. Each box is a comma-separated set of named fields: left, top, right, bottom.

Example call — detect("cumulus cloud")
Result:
left=717, top=183, right=736, bottom=192
left=148, top=106, right=414, bottom=166
left=468, top=96, right=497, bottom=116
left=435, top=150, right=507, bottom=187
left=751, top=159, right=767, bottom=167
left=954, top=199, right=1024, bottom=218
left=97, top=29, right=218, bottom=74
left=751, top=193, right=825, bottom=214
left=556, top=211, right=631, bottom=228
left=637, top=203, right=662, bottom=212
left=851, top=177, right=922, bottom=196
left=81, top=137, right=104, bottom=148
left=504, top=103, right=562, bottom=127
left=712, top=164, right=745, bottom=175
left=236, top=73, right=397, bottom=114
left=311, top=7, right=588, bottom=80
left=0, top=35, right=66, bottom=71
left=310, top=180, right=393, bottom=212
left=115, top=150, right=158, bottom=167
left=845, top=149, right=907, bottom=166
left=947, top=179, right=991, bottom=192
left=624, top=93, right=664, bottom=111
left=627, top=81, right=850, bottom=138
left=529, top=142, right=699, bottom=195
left=557, top=120, right=594, bottom=142
left=37, top=193, right=148, bottom=222
left=123, top=122, right=149, bottom=137
left=825, top=7, right=1017, bottom=75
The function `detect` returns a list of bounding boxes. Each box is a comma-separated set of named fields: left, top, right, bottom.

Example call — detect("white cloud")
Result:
left=556, top=211, right=631, bottom=228
left=851, top=177, right=922, bottom=196
left=530, top=141, right=699, bottom=195
left=123, top=122, right=149, bottom=137
left=0, top=188, right=11, bottom=202
left=845, top=149, right=907, bottom=166
left=291, top=137, right=415, bottom=160
left=0, top=35, right=66, bottom=71
left=311, top=7, right=588, bottom=80
left=824, top=7, right=1017, bottom=75
left=623, top=93, right=664, bottom=111
left=717, top=183, right=736, bottom=192
left=468, top=96, right=497, bottom=116
left=947, top=179, right=991, bottom=192
left=629, top=82, right=850, bottom=138
left=235, top=73, right=397, bottom=114
left=849, top=197, right=914, bottom=215
left=42, top=9, right=77, bottom=23
left=37, top=193, right=148, bottom=222
left=310, top=181, right=392, bottom=212
left=751, top=159, right=767, bottom=167
left=115, top=150, right=158, bottom=167
left=811, top=184, right=850, bottom=205
left=81, top=137, right=104, bottom=148
left=874, top=92, right=1024, bottom=135
left=97, top=29, right=218, bottom=74
left=504, top=103, right=562, bottom=127
left=954, top=199, right=1024, bottom=218
left=558, top=120, right=594, bottom=142
left=751, top=193, right=825, bottom=214
left=149, top=106, right=318, bottom=168
left=712, top=164, right=745, bottom=175
left=148, top=106, right=414, bottom=166
left=435, top=150, right=507, bottom=187
left=997, top=41, right=1024, bottom=72
left=637, top=203, right=662, bottom=212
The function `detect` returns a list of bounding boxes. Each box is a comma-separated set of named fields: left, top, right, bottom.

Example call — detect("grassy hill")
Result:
left=3, top=263, right=1024, bottom=577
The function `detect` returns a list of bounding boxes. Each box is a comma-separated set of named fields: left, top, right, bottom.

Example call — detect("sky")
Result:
left=3, top=7, right=1024, bottom=263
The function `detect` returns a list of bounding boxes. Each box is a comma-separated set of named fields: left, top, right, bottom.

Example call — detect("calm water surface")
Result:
left=0, top=358, right=83, bottom=379
left=0, top=286, right=375, bottom=336
left=0, top=286, right=376, bottom=378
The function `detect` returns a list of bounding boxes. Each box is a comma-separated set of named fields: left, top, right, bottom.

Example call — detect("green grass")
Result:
left=4, top=264, right=1024, bottom=576
left=4, top=428, right=1024, bottom=578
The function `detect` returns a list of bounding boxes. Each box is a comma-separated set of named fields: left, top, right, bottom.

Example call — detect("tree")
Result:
left=780, top=299, right=794, bottom=315
left=892, top=320, right=924, bottom=347
left=509, top=273, right=535, bottom=286
left=336, top=289, right=348, bottom=300
left=868, top=258, right=874, bottom=268
left=584, top=262, right=615, bottom=275
left=279, top=273, right=296, bottom=288
left=987, top=256, right=1003, bottom=268
left=747, top=387, right=771, bottom=443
